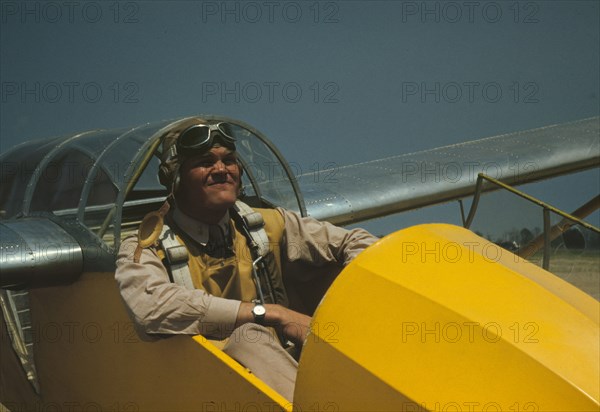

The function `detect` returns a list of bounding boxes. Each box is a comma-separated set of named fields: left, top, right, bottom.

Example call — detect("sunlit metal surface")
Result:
left=300, top=117, right=600, bottom=224
left=0, top=289, right=39, bottom=394
left=0, top=218, right=83, bottom=288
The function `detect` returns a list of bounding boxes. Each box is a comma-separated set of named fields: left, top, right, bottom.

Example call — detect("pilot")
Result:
left=115, top=117, right=377, bottom=401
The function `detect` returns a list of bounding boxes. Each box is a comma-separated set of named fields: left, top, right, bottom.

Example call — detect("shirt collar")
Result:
left=171, top=208, right=230, bottom=246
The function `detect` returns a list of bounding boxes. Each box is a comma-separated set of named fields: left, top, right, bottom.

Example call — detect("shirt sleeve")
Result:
left=115, top=236, right=240, bottom=339
left=278, top=208, right=379, bottom=269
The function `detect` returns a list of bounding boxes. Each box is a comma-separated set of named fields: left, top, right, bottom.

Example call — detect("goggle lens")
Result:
left=180, top=126, right=210, bottom=148
left=178, top=122, right=236, bottom=153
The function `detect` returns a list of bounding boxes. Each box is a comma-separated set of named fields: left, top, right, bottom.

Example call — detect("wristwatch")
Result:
left=252, top=303, right=266, bottom=325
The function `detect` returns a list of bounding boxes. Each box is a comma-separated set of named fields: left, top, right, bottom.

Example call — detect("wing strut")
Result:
left=518, top=194, right=600, bottom=259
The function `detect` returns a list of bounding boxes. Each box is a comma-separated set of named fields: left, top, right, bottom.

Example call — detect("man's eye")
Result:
left=193, top=159, right=213, bottom=168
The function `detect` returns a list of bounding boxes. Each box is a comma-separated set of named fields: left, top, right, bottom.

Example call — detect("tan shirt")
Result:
left=115, top=207, right=378, bottom=338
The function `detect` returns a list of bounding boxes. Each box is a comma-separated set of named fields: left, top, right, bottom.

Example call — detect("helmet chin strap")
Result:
left=169, top=159, right=183, bottom=200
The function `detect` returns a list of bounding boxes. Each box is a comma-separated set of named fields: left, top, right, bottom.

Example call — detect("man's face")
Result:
left=177, top=146, right=241, bottom=216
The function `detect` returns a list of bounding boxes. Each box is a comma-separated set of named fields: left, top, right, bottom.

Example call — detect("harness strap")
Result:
left=155, top=201, right=273, bottom=292
left=233, top=200, right=270, bottom=258
left=159, top=224, right=195, bottom=290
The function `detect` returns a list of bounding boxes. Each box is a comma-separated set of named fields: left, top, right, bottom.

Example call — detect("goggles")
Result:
left=176, top=122, right=237, bottom=156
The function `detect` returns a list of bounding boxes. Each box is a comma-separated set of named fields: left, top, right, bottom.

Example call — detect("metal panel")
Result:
left=300, top=117, right=600, bottom=224
left=0, top=218, right=83, bottom=287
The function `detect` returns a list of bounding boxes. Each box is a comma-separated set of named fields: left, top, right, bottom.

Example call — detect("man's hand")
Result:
left=236, top=302, right=312, bottom=346
left=267, top=304, right=312, bottom=347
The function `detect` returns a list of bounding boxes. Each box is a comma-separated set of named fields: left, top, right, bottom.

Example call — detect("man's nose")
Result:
left=213, top=160, right=227, bottom=172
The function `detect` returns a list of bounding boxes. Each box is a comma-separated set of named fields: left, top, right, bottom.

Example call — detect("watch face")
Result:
left=253, top=305, right=266, bottom=316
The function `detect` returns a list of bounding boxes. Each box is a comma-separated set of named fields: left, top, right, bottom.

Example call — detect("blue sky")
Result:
left=1, top=0, right=598, bottom=235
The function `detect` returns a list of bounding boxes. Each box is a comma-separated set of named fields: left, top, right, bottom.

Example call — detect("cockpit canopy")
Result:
left=0, top=116, right=306, bottom=250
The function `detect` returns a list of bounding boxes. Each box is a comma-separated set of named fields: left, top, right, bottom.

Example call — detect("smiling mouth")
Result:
left=208, top=181, right=233, bottom=187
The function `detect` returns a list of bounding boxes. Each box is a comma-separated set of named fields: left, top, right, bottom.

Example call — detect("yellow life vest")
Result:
left=180, top=223, right=256, bottom=301
left=154, top=207, right=287, bottom=305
